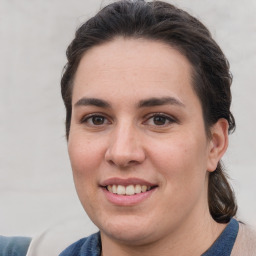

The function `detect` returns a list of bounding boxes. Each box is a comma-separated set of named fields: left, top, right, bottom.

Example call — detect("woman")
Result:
left=57, top=0, right=256, bottom=255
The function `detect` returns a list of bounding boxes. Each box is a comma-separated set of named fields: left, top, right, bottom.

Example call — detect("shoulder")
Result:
left=59, top=232, right=101, bottom=256
left=231, top=222, right=256, bottom=256
left=0, top=236, right=31, bottom=256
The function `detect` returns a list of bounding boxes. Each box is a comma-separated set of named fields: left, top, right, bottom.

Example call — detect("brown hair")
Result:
left=61, top=0, right=237, bottom=223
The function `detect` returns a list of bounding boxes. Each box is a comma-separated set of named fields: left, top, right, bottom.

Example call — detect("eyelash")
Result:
left=80, top=113, right=177, bottom=127
left=81, top=113, right=111, bottom=126
left=144, top=113, right=177, bottom=127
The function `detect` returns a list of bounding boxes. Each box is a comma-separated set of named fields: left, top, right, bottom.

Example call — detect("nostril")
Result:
left=106, top=158, right=141, bottom=168
left=128, top=160, right=140, bottom=166
left=107, top=159, right=115, bottom=166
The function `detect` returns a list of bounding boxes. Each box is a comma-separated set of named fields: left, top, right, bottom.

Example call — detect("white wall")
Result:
left=0, top=0, right=255, bottom=237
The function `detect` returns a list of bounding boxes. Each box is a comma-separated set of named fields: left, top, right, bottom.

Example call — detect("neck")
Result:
left=100, top=212, right=227, bottom=256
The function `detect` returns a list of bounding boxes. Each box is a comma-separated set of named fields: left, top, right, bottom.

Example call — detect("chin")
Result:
left=96, top=215, right=160, bottom=245
left=104, top=227, right=153, bottom=245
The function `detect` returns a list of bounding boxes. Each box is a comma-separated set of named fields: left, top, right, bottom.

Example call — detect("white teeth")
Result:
left=135, top=184, right=142, bottom=194
left=107, top=185, right=112, bottom=193
left=112, top=184, right=117, bottom=193
left=117, top=185, right=126, bottom=195
left=106, top=184, right=152, bottom=195
left=141, top=185, right=147, bottom=193
left=126, top=185, right=135, bottom=195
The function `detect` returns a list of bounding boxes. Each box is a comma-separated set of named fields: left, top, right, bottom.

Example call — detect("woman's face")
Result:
left=68, top=38, right=221, bottom=245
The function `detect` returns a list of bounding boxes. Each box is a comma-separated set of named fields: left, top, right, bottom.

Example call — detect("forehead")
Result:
left=72, top=37, right=197, bottom=105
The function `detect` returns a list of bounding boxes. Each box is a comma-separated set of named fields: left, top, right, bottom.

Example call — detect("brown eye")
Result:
left=91, top=116, right=105, bottom=125
left=153, top=116, right=168, bottom=125
left=82, top=114, right=109, bottom=126
left=144, top=113, right=176, bottom=127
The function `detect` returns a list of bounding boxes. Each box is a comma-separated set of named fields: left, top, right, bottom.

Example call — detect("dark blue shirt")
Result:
left=202, top=218, right=239, bottom=256
left=59, top=218, right=239, bottom=256
left=0, top=236, right=31, bottom=256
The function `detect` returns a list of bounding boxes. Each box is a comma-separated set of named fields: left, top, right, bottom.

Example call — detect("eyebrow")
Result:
left=74, top=96, right=185, bottom=109
left=138, top=97, right=185, bottom=108
left=74, top=97, right=111, bottom=108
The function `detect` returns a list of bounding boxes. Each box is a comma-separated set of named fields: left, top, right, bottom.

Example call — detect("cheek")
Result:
left=67, top=134, right=106, bottom=186
left=67, top=136, right=105, bottom=212
left=148, top=137, right=209, bottom=217
left=148, top=134, right=209, bottom=186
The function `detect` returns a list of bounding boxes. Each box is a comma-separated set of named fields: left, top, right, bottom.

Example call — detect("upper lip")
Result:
left=100, top=177, right=157, bottom=187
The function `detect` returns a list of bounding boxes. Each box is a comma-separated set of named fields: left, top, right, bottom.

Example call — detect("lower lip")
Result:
left=101, top=187, right=156, bottom=206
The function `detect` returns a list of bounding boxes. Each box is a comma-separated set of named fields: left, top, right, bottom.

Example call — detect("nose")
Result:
left=105, top=122, right=146, bottom=168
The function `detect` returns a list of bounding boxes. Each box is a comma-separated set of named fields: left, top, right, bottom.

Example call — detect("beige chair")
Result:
left=26, top=215, right=98, bottom=256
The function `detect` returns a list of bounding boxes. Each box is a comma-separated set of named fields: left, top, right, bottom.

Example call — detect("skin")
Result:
left=68, top=37, right=229, bottom=256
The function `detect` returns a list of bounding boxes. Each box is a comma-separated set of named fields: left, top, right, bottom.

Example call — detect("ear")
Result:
left=207, top=118, right=229, bottom=172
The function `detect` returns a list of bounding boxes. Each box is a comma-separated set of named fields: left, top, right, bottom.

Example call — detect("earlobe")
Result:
left=207, top=118, right=229, bottom=172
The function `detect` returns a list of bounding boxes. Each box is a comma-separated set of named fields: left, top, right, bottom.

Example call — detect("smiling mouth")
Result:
left=104, top=184, right=157, bottom=196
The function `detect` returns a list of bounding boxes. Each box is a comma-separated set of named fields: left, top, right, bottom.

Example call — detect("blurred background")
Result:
left=0, top=0, right=255, bottom=237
